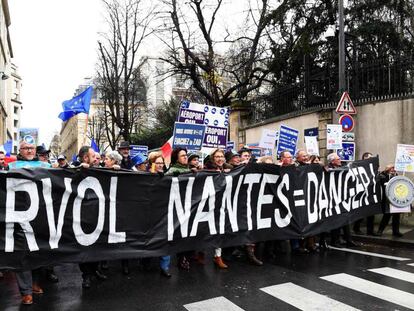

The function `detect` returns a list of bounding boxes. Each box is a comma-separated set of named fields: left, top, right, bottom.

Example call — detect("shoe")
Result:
left=345, top=241, right=358, bottom=247
left=318, top=241, right=329, bottom=251
left=213, top=256, right=228, bottom=269
left=367, top=232, right=381, bottom=237
left=160, top=269, right=172, bottom=278
left=177, top=256, right=190, bottom=271
left=21, top=294, right=33, bottom=305
left=46, top=271, right=59, bottom=283
left=95, top=270, right=107, bottom=280
left=194, top=252, right=206, bottom=265
left=292, top=247, right=309, bottom=254
left=393, top=232, right=403, bottom=237
left=330, top=241, right=342, bottom=248
left=32, top=284, right=44, bottom=294
left=246, top=245, right=263, bottom=266
left=82, top=276, right=91, bottom=289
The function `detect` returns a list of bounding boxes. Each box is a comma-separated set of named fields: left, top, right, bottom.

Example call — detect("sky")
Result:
left=8, top=0, right=104, bottom=146
left=7, top=0, right=269, bottom=147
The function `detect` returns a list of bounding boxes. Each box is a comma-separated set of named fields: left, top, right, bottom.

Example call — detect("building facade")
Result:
left=0, top=0, right=13, bottom=145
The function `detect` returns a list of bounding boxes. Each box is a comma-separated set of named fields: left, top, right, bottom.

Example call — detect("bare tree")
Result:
left=96, top=0, right=155, bottom=147
left=87, top=108, right=107, bottom=151
left=158, top=0, right=274, bottom=107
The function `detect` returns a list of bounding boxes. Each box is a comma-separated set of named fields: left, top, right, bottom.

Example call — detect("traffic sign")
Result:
left=336, top=91, right=357, bottom=114
left=338, top=142, right=355, bottom=162
left=339, top=114, right=355, bottom=132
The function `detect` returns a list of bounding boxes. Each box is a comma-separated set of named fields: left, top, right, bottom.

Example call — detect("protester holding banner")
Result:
left=327, top=152, right=358, bottom=247
left=238, top=147, right=252, bottom=164
left=7, top=140, right=49, bottom=304
left=0, top=151, right=8, bottom=170
left=36, top=145, right=51, bottom=163
left=295, top=150, right=318, bottom=253
left=309, top=155, right=322, bottom=165
left=166, top=147, right=192, bottom=270
left=75, top=146, right=108, bottom=288
left=147, top=152, right=173, bottom=277
left=148, top=151, right=167, bottom=174
left=118, top=141, right=133, bottom=170
left=225, top=150, right=241, bottom=168
left=167, top=147, right=191, bottom=176
left=204, top=149, right=230, bottom=268
left=377, top=165, right=404, bottom=237
left=188, top=153, right=201, bottom=172
left=353, top=152, right=379, bottom=236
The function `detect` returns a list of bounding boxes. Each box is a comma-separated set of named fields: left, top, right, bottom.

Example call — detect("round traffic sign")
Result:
left=339, top=114, right=355, bottom=132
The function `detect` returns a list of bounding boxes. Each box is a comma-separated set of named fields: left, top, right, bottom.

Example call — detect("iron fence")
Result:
left=251, top=53, right=414, bottom=123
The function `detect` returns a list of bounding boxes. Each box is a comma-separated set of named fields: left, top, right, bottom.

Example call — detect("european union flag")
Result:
left=91, top=138, right=99, bottom=153
left=3, top=140, right=12, bottom=156
left=58, top=86, right=93, bottom=121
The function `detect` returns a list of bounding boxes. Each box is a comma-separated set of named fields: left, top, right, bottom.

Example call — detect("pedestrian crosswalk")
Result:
left=321, top=273, right=414, bottom=310
left=184, top=265, right=414, bottom=310
left=369, top=267, right=414, bottom=283
left=328, top=246, right=411, bottom=261
left=184, top=296, right=244, bottom=311
left=260, top=282, right=360, bottom=311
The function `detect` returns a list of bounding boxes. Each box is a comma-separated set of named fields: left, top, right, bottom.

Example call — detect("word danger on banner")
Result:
left=167, top=161, right=379, bottom=241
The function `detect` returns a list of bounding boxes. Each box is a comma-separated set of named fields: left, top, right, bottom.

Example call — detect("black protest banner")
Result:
left=0, top=157, right=382, bottom=269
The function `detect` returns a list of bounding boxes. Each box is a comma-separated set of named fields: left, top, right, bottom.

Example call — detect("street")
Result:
left=0, top=243, right=413, bottom=310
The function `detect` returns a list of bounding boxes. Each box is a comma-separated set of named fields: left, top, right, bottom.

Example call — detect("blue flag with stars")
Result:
left=91, top=138, right=99, bottom=153
left=58, top=86, right=93, bottom=121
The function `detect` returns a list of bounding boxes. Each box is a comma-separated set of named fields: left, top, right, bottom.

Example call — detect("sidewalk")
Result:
left=352, top=224, right=414, bottom=249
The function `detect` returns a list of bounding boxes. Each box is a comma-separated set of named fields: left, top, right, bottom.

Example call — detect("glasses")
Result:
left=21, top=147, right=35, bottom=151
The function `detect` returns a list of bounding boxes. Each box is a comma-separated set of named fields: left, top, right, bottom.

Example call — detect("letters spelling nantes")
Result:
left=0, top=157, right=382, bottom=269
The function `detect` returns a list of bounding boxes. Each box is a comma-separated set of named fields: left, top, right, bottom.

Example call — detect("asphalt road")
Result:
left=0, top=243, right=413, bottom=310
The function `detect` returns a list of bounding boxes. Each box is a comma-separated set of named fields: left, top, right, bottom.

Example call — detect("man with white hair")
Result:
left=8, top=137, right=51, bottom=304
left=327, top=152, right=357, bottom=248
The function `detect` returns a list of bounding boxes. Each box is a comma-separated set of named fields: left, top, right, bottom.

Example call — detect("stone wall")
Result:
left=234, top=97, right=414, bottom=170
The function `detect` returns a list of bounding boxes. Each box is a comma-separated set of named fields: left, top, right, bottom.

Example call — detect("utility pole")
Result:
left=338, top=0, right=346, bottom=93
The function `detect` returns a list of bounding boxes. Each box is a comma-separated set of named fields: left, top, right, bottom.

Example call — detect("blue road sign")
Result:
left=339, top=114, right=355, bottom=132
left=338, top=142, right=355, bottom=162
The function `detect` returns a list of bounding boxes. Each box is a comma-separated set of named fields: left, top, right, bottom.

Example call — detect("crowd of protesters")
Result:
left=0, top=138, right=406, bottom=305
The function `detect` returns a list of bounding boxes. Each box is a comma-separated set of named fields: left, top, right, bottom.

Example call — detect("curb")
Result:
left=352, top=234, right=414, bottom=249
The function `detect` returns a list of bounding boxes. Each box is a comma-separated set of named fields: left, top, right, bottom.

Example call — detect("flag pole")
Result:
left=83, top=113, right=89, bottom=146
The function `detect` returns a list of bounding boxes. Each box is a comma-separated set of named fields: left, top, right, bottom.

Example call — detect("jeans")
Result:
left=15, top=269, right=39, bottom=295
left=160, top=256, right=171, bottom=271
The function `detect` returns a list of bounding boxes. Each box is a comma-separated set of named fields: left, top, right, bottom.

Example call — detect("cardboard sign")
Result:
left=327, top=124, right=343, bottom=150
left=395, top=144, right=414, bottom=172
left=304, top=136, right=319, bottom=156
left=259, top=129, right=278, bottom=150
left=172, top=122, right=206, bottom=151
left=130, top=145, right=148, bottom=157
left=276, top=125, right=299, bottom=156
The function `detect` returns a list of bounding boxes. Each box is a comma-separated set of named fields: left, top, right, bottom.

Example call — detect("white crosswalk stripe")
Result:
left=408, top=263, right=414, bottom=267
left=184, top=296, right=245, bottom=311
left=321, top=273, right=414, bottom=310
left=260, top=282, right=360, bottom=311
left=369, top=267, right=414, bottom=283
left=328, top=247, right=411, bottom=261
